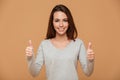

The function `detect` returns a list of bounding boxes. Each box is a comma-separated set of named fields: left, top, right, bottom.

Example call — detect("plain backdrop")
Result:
left=0, top=0, right=120, bottom=80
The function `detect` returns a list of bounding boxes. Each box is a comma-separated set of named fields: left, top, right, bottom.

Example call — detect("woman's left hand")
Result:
left=87, top=42, right=95, bottom=62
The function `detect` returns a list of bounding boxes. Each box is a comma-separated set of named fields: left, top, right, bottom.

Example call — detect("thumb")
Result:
left=28, top=40, right=33, bottom=47
left=88, top=42, right=92, bottom=49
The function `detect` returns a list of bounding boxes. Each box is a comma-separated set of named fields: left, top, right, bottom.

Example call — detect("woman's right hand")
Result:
left=25, top=40, right=34, bottom=58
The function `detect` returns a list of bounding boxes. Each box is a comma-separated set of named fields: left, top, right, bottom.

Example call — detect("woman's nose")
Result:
left=59, top=21, right=63, bottom=27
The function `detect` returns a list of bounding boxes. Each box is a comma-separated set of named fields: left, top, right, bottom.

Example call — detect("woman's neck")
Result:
left=54, top=34, right=68, bottom=42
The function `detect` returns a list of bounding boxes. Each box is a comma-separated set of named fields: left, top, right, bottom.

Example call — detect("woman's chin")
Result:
left=56, top=32, right=66, bottom=36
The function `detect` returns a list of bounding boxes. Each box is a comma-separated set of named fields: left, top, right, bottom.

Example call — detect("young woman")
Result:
left=25, top=4, right=95, bottom=80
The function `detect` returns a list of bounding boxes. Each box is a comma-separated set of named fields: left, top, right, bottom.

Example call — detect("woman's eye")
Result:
left=54, top=19, right=59, bottom=22
left=54, top=19, right=68, bottom=22
left=63, top=19, right=68, bottom=22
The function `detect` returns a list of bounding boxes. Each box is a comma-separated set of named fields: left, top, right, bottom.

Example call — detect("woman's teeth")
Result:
left=58, top=28, right=65, bottom=31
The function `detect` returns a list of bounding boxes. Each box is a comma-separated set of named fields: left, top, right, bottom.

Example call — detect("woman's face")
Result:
left=53, top=11, right=69, bottom=36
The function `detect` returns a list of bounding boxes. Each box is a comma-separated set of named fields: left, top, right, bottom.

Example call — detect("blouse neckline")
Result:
left=48, top=39, right=73, bottom=51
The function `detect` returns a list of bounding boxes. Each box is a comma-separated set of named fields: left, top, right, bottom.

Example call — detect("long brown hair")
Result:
left=46, top=4, right=78, bottom=40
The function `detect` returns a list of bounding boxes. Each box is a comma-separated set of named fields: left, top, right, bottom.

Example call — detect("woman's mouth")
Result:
left=57, top=27, right=65, bottom=32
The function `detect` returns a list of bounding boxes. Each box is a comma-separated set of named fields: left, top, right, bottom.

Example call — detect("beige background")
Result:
left=0, top=0, right=120, bottom=80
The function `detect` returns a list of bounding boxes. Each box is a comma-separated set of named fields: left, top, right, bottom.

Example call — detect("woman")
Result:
left=26, top=4, right=94, bottom=80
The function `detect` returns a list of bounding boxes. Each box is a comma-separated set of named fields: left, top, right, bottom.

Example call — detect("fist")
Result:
left=87, top=42, right=95, bottom=62
left=25, top=40, right=34, bottom=57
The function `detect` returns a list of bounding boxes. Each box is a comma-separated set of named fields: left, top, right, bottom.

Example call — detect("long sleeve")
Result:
left=27, top=42, right=44, bottom=77
left=78, top=41, right=94, bottom=76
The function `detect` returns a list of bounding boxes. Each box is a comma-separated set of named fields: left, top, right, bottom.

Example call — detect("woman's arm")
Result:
left=79, top=41, right=94, bottom=76
left=26, top=40, right=44, bottom=77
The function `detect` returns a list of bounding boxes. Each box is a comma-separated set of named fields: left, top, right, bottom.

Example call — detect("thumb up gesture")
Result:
left=87, top=42, right=95, bottom=62
left=25, top=40, right=34, bottom=57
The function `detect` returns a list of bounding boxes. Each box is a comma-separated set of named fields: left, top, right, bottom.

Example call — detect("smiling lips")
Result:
left=57, top=27, right=66, bottom=32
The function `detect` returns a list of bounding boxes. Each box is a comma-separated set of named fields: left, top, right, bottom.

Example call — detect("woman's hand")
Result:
left=87, top=42, right=95, bottom=62
left=25, top=40, right=34, bottom=58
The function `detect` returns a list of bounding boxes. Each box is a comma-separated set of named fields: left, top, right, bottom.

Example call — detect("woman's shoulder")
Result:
left=74, top=38, right=85, bottom=47
left=37, top=39, right=49, bottom=47
left=40, top=39, right=49, bottom=44
left=74, top=38, right=84, bottom=43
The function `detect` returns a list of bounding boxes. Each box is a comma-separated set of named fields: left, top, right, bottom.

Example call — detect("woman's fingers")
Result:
left=87, top=42, right=95, bottom=61
left=88, top=42, right=92, bottom=50
left=29, top=40, right=33, bottom=47
left=25, top=40, right=33, bottom=57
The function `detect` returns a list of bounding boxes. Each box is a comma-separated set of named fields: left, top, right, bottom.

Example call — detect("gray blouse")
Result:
left=27, top=38, right=94, bottom=80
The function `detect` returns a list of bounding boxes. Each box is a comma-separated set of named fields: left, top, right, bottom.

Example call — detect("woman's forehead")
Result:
left=53, top=11, right=67, bottom=19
